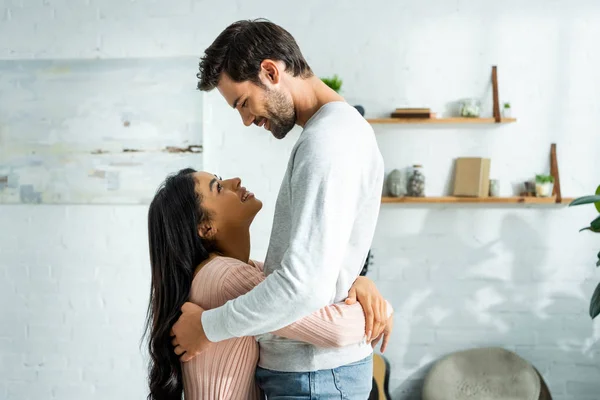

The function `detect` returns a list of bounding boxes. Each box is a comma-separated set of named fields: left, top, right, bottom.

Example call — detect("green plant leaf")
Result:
left=579, top=227, right=600, bottom=233
left=569, top=195, right=600, bottom=207
left=320, top=75, right=343, bottom=93
left=596, top=259, right=600, bottom=267
left=590, top=282, right=600, bottom=319
left=596, top=185, right=600, bottom=212
left=592, top=215, right=600, bottom=231
left=535, top=174, right=554, bottom=184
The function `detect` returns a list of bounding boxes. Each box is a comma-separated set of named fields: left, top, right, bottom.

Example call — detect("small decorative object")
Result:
left=387, top=169, right=406, bottom=197
left=354, top=105, right=365, bottom=116
left=321, top=75, right=343, bottom=93
left=502, top=102, right=511, bottom=118
left=459, top=98, right=481, bottom=118
left=453, top=158, right=491, bottom=197
left=523, top=181, right=536, bottom=196
left=489, top=179, right=500, bottom=197
left=535, top=174, right=555, bottom=197
left=407, top=165, right=425, bottom=197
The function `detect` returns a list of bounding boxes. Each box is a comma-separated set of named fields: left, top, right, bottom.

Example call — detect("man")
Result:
left=172, top=19, right=389, bottom=398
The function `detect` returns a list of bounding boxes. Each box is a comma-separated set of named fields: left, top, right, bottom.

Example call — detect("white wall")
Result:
left=1, top=1, right=600, bottom=399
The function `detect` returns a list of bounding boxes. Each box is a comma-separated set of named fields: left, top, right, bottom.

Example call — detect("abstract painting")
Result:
left=0, top=57, right=203, bottom=204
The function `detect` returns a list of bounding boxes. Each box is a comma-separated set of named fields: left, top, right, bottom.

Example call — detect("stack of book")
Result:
left=390, top=108, right=435, bottom=119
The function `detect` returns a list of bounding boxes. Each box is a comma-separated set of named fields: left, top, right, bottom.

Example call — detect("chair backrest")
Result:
left=369, top=354, right=392, bottom=400
left=422, top=347, right=547, bottom=400
left=534, top=367, right=553, bottom=400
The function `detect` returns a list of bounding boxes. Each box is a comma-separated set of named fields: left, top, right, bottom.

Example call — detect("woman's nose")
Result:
left=224, top=177, right=241, bottom=189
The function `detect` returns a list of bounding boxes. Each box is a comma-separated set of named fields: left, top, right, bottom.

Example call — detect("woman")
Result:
left=144, top=168, right=392, bottom=400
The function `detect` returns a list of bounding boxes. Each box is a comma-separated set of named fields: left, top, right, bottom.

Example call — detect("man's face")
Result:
left=217, top=73, right=296, bottom=140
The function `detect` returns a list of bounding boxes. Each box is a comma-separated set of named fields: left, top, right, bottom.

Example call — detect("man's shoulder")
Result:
left=304, top=103, right=371, bottom=134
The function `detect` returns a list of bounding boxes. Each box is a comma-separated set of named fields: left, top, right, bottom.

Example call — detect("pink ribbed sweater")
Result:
left=182, top=256, right=369, bottom=400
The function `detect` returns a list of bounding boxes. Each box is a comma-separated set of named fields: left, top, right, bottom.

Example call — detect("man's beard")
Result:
left=264, top=89, right=296, bottom=140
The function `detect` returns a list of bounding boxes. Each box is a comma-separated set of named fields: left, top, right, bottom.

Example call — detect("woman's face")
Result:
left=193, top=171, right=262, bottom=238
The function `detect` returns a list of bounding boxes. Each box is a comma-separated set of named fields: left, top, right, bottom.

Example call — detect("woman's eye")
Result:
left=242, top=100, right=248, bottom=108
left=217, top=183, right=223, bottom=193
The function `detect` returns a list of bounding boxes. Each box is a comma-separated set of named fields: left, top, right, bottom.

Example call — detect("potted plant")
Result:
left=502, top=102, right=511, bottom=118
left=321, top=75, right=343, bottom=93
left=569, top=185, right=600, bottom=319
left=535, top=174, right=555, bottom=197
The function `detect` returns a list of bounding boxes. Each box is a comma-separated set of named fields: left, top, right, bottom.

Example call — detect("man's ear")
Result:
left=260, top=59, right=281, bottom=85
left=198, top=223, right=216, bottom=240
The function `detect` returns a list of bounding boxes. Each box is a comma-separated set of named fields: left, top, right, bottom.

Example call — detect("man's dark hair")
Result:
left=197, top=19, right=313, bottom=91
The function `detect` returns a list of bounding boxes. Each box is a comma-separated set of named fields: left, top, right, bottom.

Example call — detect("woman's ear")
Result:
left=198, top=223, right=216, bottom=240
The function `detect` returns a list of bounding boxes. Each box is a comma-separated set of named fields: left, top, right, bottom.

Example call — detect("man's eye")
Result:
left=242, top=100, right=248, bottom=108
left=217, top=183, right=222, bottom=193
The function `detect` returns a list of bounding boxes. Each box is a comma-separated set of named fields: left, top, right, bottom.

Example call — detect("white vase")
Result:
left=502, top=108, right=512, bottom=118
left=489, top=179, right=500, bottom=197
left=535, top=182, right=554, bottom=197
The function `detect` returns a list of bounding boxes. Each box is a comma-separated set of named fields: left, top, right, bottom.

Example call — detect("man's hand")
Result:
left=171, top=302, right=212, bottom=362
left=371, top=314, right=393, bottom=353
left=345, top=276, right=387, bottom=342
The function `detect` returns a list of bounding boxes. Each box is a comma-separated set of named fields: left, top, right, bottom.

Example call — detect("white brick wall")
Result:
left=1, top=0, right=600, bottom=399
left=1, top=206, right=149, bottom=399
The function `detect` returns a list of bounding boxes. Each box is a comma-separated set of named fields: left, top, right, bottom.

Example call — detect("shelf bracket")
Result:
left=550, top=143, right=562, bottom=203
left=492, top=66, right=501, bottom=123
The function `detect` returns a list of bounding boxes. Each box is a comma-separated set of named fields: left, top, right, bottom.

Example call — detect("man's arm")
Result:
left=172, top=258, right=392, bottom=361
left=201, top=141, right=364, bottom=342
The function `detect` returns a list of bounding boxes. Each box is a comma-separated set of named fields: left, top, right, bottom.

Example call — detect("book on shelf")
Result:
left=394, top=107, right=431, bottom=113
left=391, top=107, right=433, bottom=119
left=391, top=112, right=436, bottom=119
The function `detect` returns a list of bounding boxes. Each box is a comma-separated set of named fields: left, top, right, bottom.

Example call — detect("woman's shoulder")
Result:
left=190, top=256, right=265, bottom=306
left=189, top=256, right=247, bottom=306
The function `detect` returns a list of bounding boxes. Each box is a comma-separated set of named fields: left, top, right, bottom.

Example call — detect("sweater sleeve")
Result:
left=213, top=258, right=386, bottom=348
left=275, top=299, right=393, bottom=347
left=202, top=141, right=365, bottom=341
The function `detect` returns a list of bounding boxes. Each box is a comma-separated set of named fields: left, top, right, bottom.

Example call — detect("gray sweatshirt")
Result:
left=202, top=101, right=384, bottom=372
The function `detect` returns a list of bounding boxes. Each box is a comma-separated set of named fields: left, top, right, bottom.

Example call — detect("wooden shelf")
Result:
left=367, top=117, right=517, bottom=124
left=382, top=196, right=573, bottom=204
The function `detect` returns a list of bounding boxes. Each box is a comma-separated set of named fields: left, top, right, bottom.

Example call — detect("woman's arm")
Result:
left=217, top=258, right=392, bottom=348
left=273, top=300, right=391, bottom=348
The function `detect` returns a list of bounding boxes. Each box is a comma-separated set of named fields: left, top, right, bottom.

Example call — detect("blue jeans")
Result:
left=255, top=355, right=373, bottom=399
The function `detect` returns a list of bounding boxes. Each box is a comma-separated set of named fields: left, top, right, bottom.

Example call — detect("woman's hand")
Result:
left=371, top=314, right=393, bottom=353
left=345, top=276, right=388, bottom=342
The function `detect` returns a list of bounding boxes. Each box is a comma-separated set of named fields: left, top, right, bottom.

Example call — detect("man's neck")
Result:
left=290, top=76, right=345, bottom=127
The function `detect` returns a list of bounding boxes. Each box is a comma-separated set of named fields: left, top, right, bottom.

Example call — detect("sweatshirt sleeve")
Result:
left=202, top=146, right=365, bottom=341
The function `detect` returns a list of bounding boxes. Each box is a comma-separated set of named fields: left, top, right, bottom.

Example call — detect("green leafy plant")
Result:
left=321, top=75, right=343, bottom=93
left=503, top=102, right=511, bottom=109
left=569, top=185, right=600, bottom=319
left=535, top=174, right=555, bottom=184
